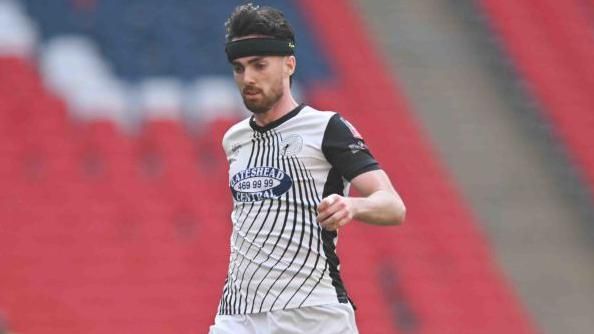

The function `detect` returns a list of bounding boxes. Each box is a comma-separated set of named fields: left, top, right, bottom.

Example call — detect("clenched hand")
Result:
left=316, top=194, right=356, bottom=231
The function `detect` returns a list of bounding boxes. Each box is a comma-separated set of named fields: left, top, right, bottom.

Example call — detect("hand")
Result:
left=316, top=194, right=355, bottom=231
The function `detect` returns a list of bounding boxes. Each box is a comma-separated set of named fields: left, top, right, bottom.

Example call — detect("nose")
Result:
left=242, top=66, right=256, bottom=85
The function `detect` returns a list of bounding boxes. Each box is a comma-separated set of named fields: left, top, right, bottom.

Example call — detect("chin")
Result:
left=244, top=102, right=269, bottom=114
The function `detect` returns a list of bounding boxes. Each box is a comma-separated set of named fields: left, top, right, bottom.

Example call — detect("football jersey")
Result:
left=217, top=104, right=379, bottom=315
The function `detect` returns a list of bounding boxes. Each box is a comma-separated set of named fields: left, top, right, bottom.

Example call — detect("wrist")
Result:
left=349, top=197, right=365, bottom=221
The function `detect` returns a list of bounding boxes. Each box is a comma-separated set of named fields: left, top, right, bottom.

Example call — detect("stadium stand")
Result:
left=21, top=0, right=331, bottom=83
left=0, top=0, right=535, bottom=333
left=300, top=1, right=535, bottom=332
left=480, top=0, right=594, bottom=203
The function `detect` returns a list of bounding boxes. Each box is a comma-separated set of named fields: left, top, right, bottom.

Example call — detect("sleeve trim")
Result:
left=343, top=162, right=380, bottom=181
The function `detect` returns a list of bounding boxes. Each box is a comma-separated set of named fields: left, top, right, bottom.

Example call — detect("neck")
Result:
left=252, top=92, right=299, bottom=127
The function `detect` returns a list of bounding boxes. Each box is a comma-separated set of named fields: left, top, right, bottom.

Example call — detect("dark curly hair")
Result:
left=225, top=3, right=295, bottom=43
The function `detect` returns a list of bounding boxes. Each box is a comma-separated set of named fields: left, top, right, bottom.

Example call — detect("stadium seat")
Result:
left=0, top=0, right=536, bottom=333
left=481, top=0, right=594, bottom=203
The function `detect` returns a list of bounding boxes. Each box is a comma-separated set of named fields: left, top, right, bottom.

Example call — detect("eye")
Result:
left=255, top=62, right=267, bottom=70
left=233, top=65, right=244, bottom=74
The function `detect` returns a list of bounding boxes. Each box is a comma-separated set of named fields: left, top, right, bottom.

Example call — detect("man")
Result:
left=210, top=3, right=406, bottom=333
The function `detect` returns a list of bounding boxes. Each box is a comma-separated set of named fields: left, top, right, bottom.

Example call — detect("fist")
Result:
left=316, top=194, right=354, bottom=231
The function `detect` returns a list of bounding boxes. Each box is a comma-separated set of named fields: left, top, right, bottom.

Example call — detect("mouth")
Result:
left=243, top=87, right=262, bottom=97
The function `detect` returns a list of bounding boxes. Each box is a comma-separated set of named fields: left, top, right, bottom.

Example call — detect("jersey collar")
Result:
left=249, top=103, right=306, bottom=133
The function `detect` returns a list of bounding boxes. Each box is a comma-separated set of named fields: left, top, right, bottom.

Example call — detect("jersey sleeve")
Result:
left=321, top=113, right=380, bottom=181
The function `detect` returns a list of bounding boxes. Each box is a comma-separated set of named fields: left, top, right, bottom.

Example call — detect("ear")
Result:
left=284, top=55, right=296, bottom=77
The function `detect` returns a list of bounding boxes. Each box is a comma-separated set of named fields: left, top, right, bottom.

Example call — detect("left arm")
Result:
left=317, top=169, right=406, bottom=231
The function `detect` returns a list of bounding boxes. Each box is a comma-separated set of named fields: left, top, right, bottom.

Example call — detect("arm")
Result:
left=317, top=169, right=406, bottom=231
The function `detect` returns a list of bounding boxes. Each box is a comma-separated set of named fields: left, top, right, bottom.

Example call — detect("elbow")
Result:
left=399, top=206, right=407, bottom=225
left=393, top=202, right=406, bottom=225
left=382, top=193, right=406, bottom=226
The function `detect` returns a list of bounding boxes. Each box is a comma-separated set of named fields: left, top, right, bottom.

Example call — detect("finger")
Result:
left=323, top=215, right=347, bottom=231
left=316, top=208, right=335, bottom=223
left=317, top=194, right=339, bottom=212
left=318, top=211, right=335, bottom=227
left=317, top=201, right=343, bottom=223
left=320, top=217, right=338, bottom=230
left=321, top=209, right=354, bottom=231
left=322, top=223, right=339, bottom=231
left=335, top=216, right=352, bottom=228
left=319, top=210, right=348, bottom=228
left=317, top=199, right=329, bottom=213
left=317, top=197, right=339, bottom=222
left=319, top=195, right=343, bottom=215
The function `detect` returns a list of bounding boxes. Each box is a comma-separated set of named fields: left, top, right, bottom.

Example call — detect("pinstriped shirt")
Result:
left=217, top=104, right=379, bottom=315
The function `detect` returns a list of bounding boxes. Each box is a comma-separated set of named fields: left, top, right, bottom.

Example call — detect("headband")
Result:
left=225, top=38, right=295, bottom=62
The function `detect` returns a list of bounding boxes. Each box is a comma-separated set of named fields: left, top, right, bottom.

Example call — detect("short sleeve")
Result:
left=321, top=113, right=380, bottom=181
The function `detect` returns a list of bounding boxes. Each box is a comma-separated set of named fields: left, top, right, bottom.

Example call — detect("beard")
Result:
left=242, top=80, right=284, bottom=114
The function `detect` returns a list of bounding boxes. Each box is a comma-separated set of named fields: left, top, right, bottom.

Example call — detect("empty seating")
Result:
left=481, top=0, right=594, bottom=203
left=299, top=0, right=536, bottom=332
left=0, top=0, right=536, bottom=333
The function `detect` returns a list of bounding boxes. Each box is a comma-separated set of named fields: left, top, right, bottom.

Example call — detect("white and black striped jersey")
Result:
left=217, top=104, right=379, bottom=315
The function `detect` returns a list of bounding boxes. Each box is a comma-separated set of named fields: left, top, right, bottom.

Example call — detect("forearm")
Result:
left=350, top=190, right=406, bottom=225
left=317, top=170, right=406, bottom=230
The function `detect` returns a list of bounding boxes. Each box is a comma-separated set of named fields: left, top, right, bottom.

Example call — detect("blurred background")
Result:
left=0, top=0, right=593, bottom=333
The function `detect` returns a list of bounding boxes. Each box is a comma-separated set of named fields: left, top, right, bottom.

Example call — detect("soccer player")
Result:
left=210, top=3, right=406, bottom=333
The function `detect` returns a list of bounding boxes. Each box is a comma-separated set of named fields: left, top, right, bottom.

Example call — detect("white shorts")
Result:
left=208, top=303, right=359, bottom=334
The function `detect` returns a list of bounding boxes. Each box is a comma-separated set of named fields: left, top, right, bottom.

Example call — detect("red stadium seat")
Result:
left=298, top=1, right=536, bottom=333
left=481, top=0, right=594, bottom=203
left=0, top=0, right=537, bottom=332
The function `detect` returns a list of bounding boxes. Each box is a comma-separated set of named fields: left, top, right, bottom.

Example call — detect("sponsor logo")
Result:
left=230, top=167, right=292, bottom=202
left=280, top=134, right=303, bottom=156
left=348, top=140, right=368, bottom=154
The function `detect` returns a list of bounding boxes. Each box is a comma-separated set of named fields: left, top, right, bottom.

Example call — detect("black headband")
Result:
left=225, top=38, right=295, bottom=62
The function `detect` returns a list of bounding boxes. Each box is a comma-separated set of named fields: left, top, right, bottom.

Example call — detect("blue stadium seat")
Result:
left=22, top=0, right=333, bottom=84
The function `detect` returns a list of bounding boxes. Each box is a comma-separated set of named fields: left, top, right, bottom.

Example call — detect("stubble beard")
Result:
left=242, top=80, right=284, bottom=115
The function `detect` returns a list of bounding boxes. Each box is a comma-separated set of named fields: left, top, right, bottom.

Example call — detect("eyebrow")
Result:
left=232, top=57, right=266, bottom=67
left=248, top=57, right=266, bottom=64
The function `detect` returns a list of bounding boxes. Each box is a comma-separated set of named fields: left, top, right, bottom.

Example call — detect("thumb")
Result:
left=318, top=194, right=338, bottom=212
